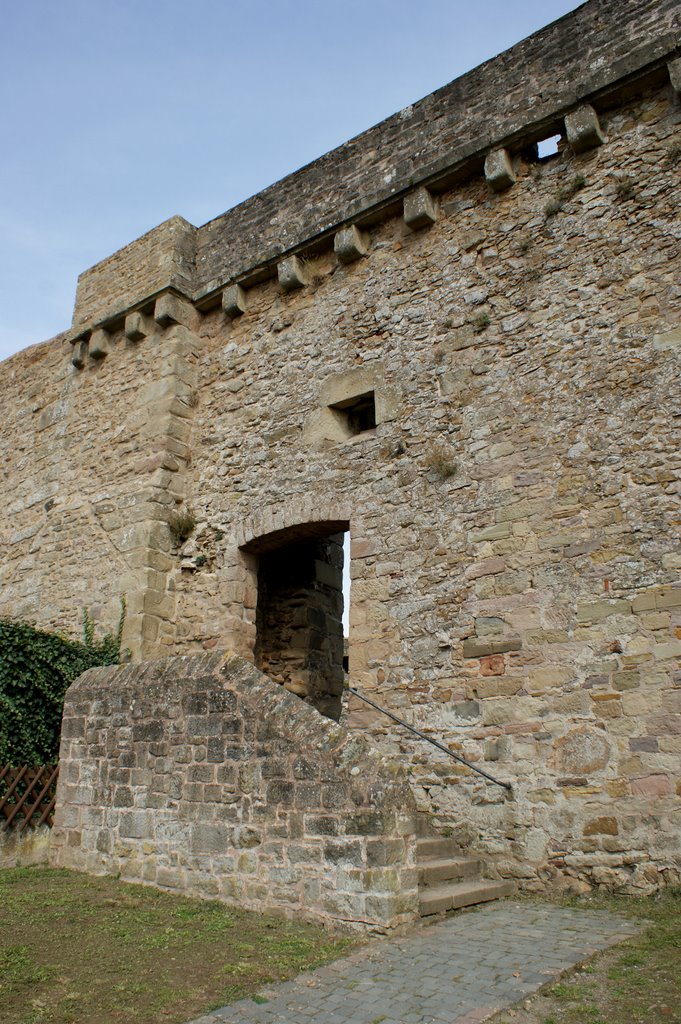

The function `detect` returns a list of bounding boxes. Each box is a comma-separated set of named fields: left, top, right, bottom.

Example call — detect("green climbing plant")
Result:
left=0, top=598, right=127, bottom=765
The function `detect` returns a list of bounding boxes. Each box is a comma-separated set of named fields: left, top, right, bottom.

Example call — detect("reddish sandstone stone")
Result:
left=480, top=655, right=505, bottom=676
left=631, top=774, right=672, bottom=797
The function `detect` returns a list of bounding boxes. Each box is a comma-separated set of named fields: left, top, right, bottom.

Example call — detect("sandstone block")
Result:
left=71, top=338, right=88, bottom=369
left=403, top=186, right=437, bottom=230
left=154, top=292, right=198, bottom=330
left=89, top=328, right=111, bottom=360
left=565, top=104, right=605, bottom=153
left=334, top=224, right=369, bottom=264
left=463, top=637, right=522, bottom=658
left=125, top=311, right=155, bottom=342
left=554, top=727, right=611, bottom=774
left=222, top=283, right=247, bottom=317
left=278, top=254, right=309, bottom=291
left=576, top=599, right=630, bottom=622
left=631, top=774, right=672, bottom=797
left=480, top=655, right=505, bottom=676
left=583, top=816, right=618, bottom=836
left=484, top=148, right=516, bottom=192
left=653, top=326, right=681, bottom=351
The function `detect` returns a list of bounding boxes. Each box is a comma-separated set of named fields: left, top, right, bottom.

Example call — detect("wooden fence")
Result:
left=0, top=764, right=59, bottom=832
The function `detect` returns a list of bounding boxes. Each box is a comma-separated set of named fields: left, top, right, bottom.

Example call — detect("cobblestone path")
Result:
left=186, top=901, right=639, bottom=1024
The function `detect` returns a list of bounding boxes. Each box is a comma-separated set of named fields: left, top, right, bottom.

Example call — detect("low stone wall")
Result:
left=50, top=653, right=419, bottom=931
left=0, top=825, right=51, bottom=869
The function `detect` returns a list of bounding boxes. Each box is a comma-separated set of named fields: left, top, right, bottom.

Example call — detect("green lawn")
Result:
left=0, top=866, right=355, bottom=1024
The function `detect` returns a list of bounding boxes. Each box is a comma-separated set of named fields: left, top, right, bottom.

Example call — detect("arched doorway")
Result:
left=240, top=519, right=349, bottom=721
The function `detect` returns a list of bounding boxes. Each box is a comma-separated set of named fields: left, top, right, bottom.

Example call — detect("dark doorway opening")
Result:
left=252, top=527, right=347, bottom=722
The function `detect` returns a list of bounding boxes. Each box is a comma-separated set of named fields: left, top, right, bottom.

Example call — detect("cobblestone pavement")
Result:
left=186, top=901, right=639, bottom=1024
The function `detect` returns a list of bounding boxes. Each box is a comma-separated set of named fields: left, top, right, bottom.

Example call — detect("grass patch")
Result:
left=491, top=887, right=681, bottom=1024
left=0, top=866, right=355, bottom=1024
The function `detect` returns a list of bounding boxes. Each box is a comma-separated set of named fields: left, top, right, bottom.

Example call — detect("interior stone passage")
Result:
left=254, top=532, right=345, bottom=721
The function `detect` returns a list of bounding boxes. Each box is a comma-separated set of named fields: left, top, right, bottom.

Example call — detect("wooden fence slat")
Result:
left=4, top=769, right=43, bottom=828
left=18, top=766, right=59, bottom=834
left=35, top=793, right=57, bottom=829
left=0, top=765, right=28, bottom=819
left=0, top=764, right=59, bottom=832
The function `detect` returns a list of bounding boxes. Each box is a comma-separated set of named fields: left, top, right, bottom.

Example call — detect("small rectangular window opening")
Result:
left=330, top=390, right=376, bottom=438
left=537, top=134, right=562, bottom=160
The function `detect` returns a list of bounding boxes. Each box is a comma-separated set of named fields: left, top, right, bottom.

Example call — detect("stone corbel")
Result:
left=89, top=327, right=112, bottom=360
left=222, top=283, right=247, bottom=318
left=70, top=334, right=90, bottom=369
left=484, top=148, right=516, bottom=192
left=565, top=104, right=605, bottom=154
left=125, top=310, right=156, bottom=342
left=334, top=225, right=369, bottom=264
left=404, top=186, right=438, bottom=230
left=278, top=255, right=309, bottom=292
left=154, top=292, right=200, bottom=331
left=668, top=57, right=681, bottom=95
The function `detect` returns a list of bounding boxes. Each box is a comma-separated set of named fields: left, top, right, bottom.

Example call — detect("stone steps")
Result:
left=416, top=835, right=515, bottom=918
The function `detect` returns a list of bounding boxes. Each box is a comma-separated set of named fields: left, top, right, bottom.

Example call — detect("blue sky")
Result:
left=0, top=0, right=580, bottom=362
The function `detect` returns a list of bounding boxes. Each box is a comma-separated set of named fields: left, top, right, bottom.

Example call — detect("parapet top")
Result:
left=71, top=0, right=681, bottom=334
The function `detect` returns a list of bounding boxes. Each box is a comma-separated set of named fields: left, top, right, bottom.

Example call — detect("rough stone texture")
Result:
left=0, top=826, right=51, bottom=869
left=1, top=1, right=681, bottom=896
left=222, top=284, right=247, bottom=318
left=74, top=215, right=196, bottom=330
left=49, top=653, right=419, bottom=932
left=0, top=321, right=202, bottom=659
left=277, top=255, right=309, bottom=292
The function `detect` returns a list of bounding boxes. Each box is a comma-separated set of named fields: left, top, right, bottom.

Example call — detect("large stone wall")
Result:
left=1, top=0, right=680, bottom=895
left=50, top=653, right=419, bottom=931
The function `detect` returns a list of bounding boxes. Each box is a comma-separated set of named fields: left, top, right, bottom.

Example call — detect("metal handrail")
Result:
left=348, top=687, right=512, bottom=792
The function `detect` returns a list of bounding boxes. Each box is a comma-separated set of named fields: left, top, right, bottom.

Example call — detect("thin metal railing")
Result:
left=348, top=687, right=512, bottom=792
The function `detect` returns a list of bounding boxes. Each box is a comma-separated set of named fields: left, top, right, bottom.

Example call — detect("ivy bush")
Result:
left=0, top=602, right=125, bottom=765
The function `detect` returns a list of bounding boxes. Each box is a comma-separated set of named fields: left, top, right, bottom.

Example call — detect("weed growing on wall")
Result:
left=0, top=600, right=126, bottom=765
left=167, top=507, right=197, bottom=547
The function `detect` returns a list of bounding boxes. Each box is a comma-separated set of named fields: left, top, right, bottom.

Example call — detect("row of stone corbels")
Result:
left=219, top=62, right=681, bottom=319
left=69, top=291, right=198, bottom=369
left=219, top=104, right=603, bottom=317
left=70, top=59, right=681, bottom=345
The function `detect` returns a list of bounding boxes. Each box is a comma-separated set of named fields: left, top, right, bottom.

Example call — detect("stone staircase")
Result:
left=416, top=835, right=515, bottom=917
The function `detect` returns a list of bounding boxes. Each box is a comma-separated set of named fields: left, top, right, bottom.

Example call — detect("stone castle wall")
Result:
left=1, top=0, right=680, bottom=893
left=50, top=653, right=419, bottom=931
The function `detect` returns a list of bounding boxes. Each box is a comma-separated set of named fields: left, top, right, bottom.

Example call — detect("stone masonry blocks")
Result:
left=484, top=148, right=517, bottom=192
left=50, top=654, right=419, bottom=932
left=403, top=186, right=438, bottom=230
left=334, top=225, right=369, bottom=264
left=565, top=104, right=606, bottom=153
left=222, top=283, right=247, bottom=318
left=278, top=255, right=309, bottom=292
